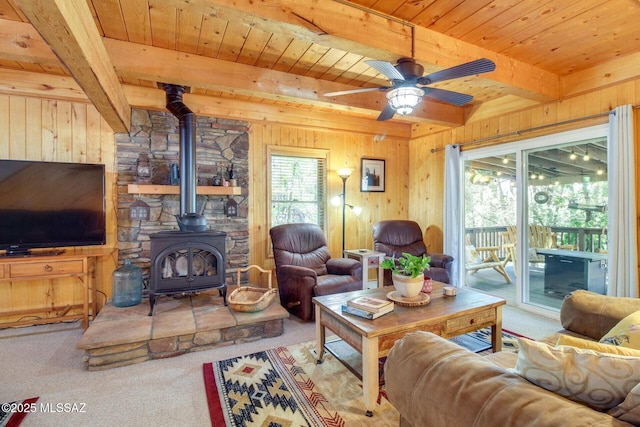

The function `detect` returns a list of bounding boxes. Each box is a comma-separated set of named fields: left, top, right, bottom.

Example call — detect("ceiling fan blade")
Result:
left=365, top=60, right=405, bottom=81
left=423, top=87, right=473, bottom=106
left=324, top=87, right=388, bottom=97
left=377, top=104, right=396, bottom=121
left=418, top=58, right=496, bottom=85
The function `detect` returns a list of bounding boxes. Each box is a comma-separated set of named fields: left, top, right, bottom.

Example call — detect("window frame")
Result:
left=266, top=145, right=329, bottom=256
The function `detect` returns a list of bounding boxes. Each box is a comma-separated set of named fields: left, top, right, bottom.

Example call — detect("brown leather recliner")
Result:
left=270, top=223, right=363, bottom=321
left=372, top=220, right=454, bottom=285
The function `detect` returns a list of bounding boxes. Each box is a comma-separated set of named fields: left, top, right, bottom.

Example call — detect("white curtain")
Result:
left=608, top=104, right=638, bottom=297
left=444, top=145, right=461, bottom=287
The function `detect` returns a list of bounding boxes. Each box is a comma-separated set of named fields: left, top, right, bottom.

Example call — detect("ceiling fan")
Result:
left=324, top=57, right=496, bottom=121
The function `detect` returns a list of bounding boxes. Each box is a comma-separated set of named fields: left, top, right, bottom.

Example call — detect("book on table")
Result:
left=341, top=304, right=393, bottom=319
left=347, top=296, right=393, bottom=313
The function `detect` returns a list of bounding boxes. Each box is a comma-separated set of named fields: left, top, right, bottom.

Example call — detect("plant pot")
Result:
left=392, top=273, right=424, bottom=298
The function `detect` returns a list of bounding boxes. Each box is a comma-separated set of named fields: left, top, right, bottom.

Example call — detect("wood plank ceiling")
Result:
left=0, top=0, right=638, bottom=137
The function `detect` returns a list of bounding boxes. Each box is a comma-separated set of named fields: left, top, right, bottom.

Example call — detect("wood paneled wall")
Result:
left=0, top=95, right=117, bottom=324
left=409, top=80, right=640, bottom=285
left=249, top=124, right=410, bottom=272
left=5, top=76, right=640, bottom=317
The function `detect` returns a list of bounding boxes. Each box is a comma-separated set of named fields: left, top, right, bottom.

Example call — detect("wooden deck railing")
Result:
left=466, top=226, right=606, bottom=259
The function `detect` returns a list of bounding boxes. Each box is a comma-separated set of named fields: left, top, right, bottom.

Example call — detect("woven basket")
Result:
left=228, top=265, right=278, bottom=312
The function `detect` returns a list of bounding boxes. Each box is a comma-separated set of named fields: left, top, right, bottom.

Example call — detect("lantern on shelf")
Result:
left=136, top=153, right=151, bottom=182
left=225, top=198, right=238, bottom=217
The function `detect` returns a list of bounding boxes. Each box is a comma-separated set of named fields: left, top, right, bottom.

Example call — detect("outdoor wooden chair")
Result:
left=464, top=236, right=511, bottom=284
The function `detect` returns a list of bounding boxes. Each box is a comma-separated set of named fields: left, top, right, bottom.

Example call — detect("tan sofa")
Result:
left=385, top=290, right=640, bottom=426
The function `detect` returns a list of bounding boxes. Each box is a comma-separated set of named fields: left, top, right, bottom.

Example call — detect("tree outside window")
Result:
left=268, top=147, right=327, bottom=231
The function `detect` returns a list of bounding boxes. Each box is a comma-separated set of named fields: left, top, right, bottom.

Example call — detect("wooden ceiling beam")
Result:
left=0, top=18, right=463, bottom=127
left=125, top=85, right=411, bottom=139
left=561, top=51, right=640, bottom=97
left=13, top=0, right=130, bottom=133
left=0, top=18, right=60, bottom=66
left=0, top=68, right=87, bottom=101
left=178, top=0, right=560, bottom=102
left=103, top=38, right=465, bottom=127
left=0, top=66, right=411, bottom=138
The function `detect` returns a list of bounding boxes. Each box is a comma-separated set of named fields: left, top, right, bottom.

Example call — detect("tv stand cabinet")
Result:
left=0, top=249, right=112, bottom=329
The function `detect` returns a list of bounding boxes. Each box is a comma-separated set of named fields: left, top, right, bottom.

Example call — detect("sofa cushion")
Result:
left=514, top=338, right=640, bottom=410
left=558, top=335, right=640, bottom=357
left=599, top=311, right=640, bottom=349
left=608, top=383, right=640, bottom=424
left=561, top=291, right=640, bottom=341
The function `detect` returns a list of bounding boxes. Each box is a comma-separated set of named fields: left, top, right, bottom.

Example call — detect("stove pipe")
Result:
left=162, top=84, right=196, bottom=215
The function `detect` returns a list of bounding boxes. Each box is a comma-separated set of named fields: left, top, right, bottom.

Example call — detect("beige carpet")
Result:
left=0, top=305, right=560, bottom=427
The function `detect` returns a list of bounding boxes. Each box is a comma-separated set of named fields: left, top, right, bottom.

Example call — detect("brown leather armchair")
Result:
left=270, top=223, right=363, bottom=321
left=372, top=220, right=454, bottom=285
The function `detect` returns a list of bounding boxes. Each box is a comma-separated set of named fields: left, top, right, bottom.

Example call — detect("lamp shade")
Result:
left=337, top=168, right=353, bottom=179
left=386, top=86, right=424, bottom=115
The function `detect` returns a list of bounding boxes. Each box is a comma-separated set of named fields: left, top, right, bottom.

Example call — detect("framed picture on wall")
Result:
left=361, top=158, right=385, bottom=192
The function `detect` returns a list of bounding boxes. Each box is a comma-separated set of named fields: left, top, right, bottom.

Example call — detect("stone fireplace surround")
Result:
left=76, top=110, right=289, bottom=370
left=115, top=108, right=250, bottom=288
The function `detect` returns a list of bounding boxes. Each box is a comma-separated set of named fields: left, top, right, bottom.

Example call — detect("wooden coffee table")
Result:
left=313, top=281, right=506, bottom=417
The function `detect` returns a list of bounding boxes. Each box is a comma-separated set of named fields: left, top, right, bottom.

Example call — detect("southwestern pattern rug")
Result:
left=0, top=397, right=38, bottom=427
left=203, top=328, right=523, bottom=426
left=203, top=340, right=399, bottom=427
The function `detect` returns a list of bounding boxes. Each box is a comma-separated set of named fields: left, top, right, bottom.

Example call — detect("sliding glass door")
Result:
left=463, top=152, right=516, bottom=303
left=462, top=125, right=609, bottom=314
left=524, top=138, right=608, bottom=310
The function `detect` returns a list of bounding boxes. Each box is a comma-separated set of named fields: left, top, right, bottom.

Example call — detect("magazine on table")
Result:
left=347, top=296, right=393, bottom=313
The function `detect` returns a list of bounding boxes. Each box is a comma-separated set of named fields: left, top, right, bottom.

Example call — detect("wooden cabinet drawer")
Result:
left=445, top=309, right=495, bottom=332
left=0, top=265, right=5, bottom=279
left=10, top=260, right=84, bottom=278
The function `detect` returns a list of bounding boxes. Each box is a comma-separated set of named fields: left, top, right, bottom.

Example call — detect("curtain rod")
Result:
left=429, top=105, right=640, bottom=153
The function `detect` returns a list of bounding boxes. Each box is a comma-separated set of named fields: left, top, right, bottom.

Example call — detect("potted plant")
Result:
left=380, top=253, right=431, bottom=297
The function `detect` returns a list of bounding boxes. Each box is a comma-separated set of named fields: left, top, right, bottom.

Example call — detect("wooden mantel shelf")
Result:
left=127, top=184, right=241, bottom=196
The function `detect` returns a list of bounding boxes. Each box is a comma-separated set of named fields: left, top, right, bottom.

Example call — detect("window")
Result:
left=268, top=146, right=328, bottom=230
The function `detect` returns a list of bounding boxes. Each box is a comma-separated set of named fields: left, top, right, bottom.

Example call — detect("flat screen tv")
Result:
left=0, top=159, right=106, bottom=256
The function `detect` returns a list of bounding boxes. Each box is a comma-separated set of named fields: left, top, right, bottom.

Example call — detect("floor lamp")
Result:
left=333, top=168, right=362, bottom=253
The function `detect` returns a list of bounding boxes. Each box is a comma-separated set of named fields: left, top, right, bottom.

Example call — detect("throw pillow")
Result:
left=608, top=382, right=640, bottom=424
left=599, top=311, right=640, bottom=349
left=514, top=338, right=640, bottom=410
left=557, top=335, right=640, bottom=357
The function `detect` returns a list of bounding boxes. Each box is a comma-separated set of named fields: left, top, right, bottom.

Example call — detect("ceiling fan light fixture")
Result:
left=386, top=86, right=424, bottom=115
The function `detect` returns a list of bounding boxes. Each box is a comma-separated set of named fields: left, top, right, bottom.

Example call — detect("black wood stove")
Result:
left=148, top=230, right=226, bottom=315
left=147, top=84, right=227, bottom=315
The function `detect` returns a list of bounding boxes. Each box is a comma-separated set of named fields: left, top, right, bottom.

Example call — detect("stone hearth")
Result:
left=77, top=289, right=288, bottom=370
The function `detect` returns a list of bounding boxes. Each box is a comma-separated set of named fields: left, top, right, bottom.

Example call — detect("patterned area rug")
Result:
left=203, top=341, right=399, bottom=427
left=0, top=397, right=38, bottom=427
